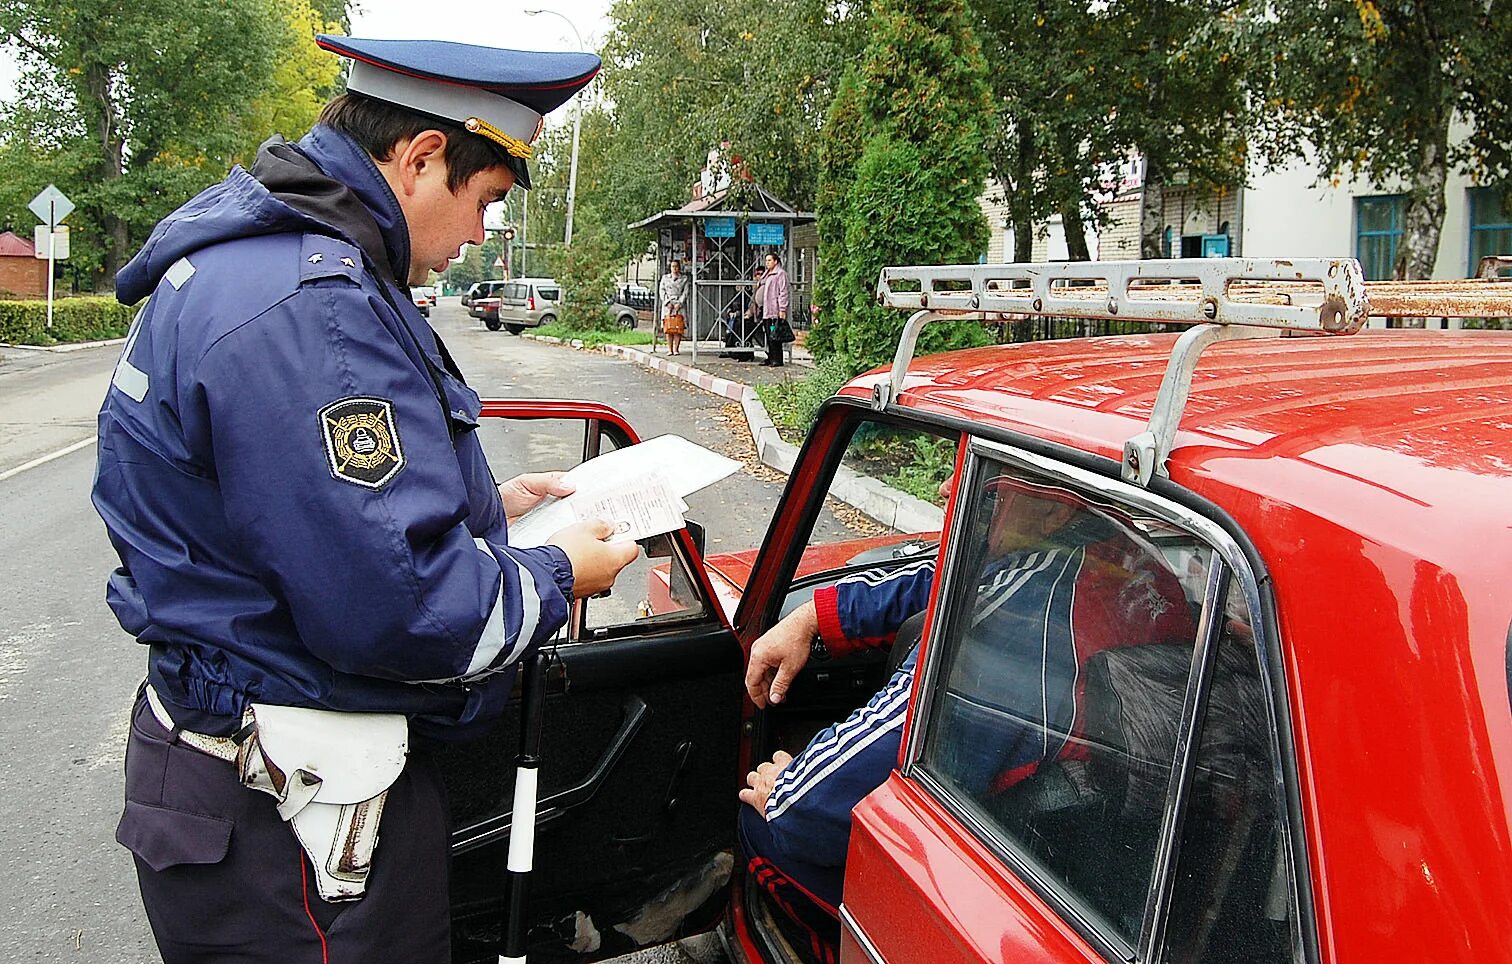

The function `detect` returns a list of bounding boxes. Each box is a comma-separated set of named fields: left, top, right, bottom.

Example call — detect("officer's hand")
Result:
left=548, top=520, right=639, bottom=599
left=739, top=750, right=794, bottom=814
left=744, top=600, right=819, bottom=708
left=501, top=472, right=575, bottom=523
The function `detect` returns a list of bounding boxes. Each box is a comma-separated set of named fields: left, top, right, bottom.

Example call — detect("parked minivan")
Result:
left=476, top=277, right=561, bottom=333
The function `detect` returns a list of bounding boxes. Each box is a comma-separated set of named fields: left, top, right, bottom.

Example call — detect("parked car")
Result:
left=475, top=277, right=561, bottom=333
left=442, top=258, right=1512, bottom=964
left=609, top=283, right=655, bottom=330
left=410, top=285, right=436, bottom=317
left=464, top=280, right=507, bottom=314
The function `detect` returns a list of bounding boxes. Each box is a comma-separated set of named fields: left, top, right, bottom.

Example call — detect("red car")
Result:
left=443, top=258, right=1512, bottom=964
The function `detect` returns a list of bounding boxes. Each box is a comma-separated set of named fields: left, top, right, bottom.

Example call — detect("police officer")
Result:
left=93, top=36, right=636, bottom=962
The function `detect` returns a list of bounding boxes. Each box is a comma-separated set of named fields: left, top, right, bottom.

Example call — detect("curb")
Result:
left=1, top=336, right=127, bottom=353
left=523, top=334, right=942, bottom=532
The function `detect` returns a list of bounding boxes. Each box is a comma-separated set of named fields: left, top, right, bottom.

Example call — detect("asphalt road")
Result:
left=0, top=298, right=839, bottom=963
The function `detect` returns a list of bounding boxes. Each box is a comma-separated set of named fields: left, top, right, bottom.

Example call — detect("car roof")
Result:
left=844, top=331, right=1511, bottom=521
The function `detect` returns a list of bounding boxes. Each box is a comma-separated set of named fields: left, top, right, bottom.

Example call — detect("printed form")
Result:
left=507, top=435, right=740, bottom=548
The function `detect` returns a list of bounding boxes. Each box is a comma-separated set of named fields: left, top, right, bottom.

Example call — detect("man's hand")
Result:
left=744, top=600, right=819, bottom=708
left=500, top=471, right=575, bottom=524
left=548, top=520, right=639, bottom=599
left=738, top=750, right=794, bottom=814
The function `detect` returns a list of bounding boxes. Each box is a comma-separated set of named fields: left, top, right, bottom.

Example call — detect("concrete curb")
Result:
left=523, top=334, right=944, bottom=531
left=1, top=336, right=127, bottom=353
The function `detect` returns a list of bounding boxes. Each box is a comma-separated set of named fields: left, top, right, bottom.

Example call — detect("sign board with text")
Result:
left=34, top=225, right=70, bottom=260
left=746, top=222, right=784, bottom=246
left=703, top=217, right=737, bottom=238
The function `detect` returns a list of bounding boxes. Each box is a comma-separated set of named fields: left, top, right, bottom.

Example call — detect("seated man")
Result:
left=737, top=471, right=1195, bottom=962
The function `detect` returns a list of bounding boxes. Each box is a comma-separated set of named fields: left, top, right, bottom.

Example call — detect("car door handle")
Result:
left=451, top=695, right=650, bottom=854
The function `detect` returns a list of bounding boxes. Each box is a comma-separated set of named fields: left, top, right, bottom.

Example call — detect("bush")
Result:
left=553, top=224, right=618, bottom=332
left=755, top=353, right=859, bottom=435
left=0, top=296, right=137, bottom=345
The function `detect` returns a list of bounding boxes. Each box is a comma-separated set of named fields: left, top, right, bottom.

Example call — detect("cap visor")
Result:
left=507, top=154, right=532, bottom=191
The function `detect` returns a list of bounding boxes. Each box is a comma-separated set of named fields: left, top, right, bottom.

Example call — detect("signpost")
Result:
left=28, top=185, right=74, bottom=329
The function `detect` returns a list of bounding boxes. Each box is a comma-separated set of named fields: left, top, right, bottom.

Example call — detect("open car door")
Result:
left=443, top=400, right=746, bottom=964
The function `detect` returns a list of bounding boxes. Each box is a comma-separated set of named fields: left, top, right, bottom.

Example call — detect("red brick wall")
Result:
left=0, top=255, right=47, bottom=297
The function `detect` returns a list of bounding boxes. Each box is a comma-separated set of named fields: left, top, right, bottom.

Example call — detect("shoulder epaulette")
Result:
left=299, top=234, right=365, bottom=286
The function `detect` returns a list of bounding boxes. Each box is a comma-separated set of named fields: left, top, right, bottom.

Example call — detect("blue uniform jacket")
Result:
left=94, top=126, right=573, bottom=738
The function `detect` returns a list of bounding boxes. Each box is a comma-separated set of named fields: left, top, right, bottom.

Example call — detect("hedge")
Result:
left=0, top=296, right=137, bottom=346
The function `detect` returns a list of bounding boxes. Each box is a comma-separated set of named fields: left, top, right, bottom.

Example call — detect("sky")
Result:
left=0, top=0, right=614, bottom=103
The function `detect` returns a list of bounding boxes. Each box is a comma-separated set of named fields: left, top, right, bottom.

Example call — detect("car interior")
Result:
left=743, top=424, right=1294, bottom=964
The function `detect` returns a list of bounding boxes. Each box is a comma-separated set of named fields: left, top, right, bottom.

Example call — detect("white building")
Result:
left=981, top=149, right=1512, bottom=281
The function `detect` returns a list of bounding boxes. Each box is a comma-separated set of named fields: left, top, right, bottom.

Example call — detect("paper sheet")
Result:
left=508, top=435, right=740, bottom=548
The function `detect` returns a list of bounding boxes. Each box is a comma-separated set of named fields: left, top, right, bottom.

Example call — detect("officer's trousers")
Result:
left=118, top=694, right=452, bottom=962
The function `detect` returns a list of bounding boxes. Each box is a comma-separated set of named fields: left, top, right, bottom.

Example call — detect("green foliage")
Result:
left=1247, top=0, right=1512, bottom=277
left=0, top=296, right=137, bottom=345
left=754, top=353, right=857, bottom=435
left=554, top=224, right=619, bottom=332
left=884, top=435, right=957, bottom=505
left=533, top=323, right=655, bottom=347
left=813, top=0, right=994, bottom=372
left=597, top=0, right=865, bottom=248
left=0, top=0, right=353, bottom=289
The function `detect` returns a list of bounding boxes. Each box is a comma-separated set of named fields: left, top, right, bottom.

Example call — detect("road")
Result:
left=0, top=298, right=830, bottom=962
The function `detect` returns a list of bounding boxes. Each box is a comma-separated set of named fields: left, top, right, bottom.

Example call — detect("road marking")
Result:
left=0, top=435, right=95, bottom=482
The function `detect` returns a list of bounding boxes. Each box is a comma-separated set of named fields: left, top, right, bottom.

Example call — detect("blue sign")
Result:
left=704, top=217, right=737, bottom=238
left=747, top=222, right=785, bottom=246
left=1201, top=233, right=1231, bottom=258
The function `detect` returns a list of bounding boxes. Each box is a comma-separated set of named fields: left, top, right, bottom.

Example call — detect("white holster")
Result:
left=237, top=704, right=408, bottom=902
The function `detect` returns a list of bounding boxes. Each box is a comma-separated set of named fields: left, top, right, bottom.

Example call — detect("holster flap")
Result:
left=248, top=703, right=407, bottom=806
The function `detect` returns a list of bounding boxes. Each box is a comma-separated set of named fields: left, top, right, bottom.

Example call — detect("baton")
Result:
left=500, top=649, right=547, bottom=964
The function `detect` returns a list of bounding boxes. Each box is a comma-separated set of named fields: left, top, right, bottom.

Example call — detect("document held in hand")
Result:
left=507, top=435, right=741, bottom=548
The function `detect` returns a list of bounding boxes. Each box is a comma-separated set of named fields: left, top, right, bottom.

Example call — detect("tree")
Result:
left=1249, top=0, right=1512, bottom=278
left=1101, top=1, right=1251, bottom=260
left=554, top=222, right=620, bottom=331
left=808, top=0, right=994, bottom=372
left=977, top=0, right=1123, bottom=262
left=597, top=0, right=863, bottom=244
left=0, top=0, right=350, bottom=288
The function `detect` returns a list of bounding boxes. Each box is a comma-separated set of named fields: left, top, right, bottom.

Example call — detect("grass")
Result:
left=532, top=323, right=654, bottom=347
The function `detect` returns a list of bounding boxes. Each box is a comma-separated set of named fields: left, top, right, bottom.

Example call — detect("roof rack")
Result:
left=871, top=257, right=1512, bottom=487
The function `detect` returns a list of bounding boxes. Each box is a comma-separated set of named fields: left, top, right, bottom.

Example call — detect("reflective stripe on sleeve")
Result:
left=462, top=538, right=541, bottom=677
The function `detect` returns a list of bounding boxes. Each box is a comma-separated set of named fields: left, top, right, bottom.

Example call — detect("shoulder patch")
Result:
left=300, top=235, right=364, bottom=285
left=319, top=396, right=405, bottom=488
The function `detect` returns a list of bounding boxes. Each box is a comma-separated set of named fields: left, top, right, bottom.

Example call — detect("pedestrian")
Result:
left=720, top=262, right=764, bottom=359
left=760, top=251, right=792, bottom=367
left=93, top=35, right=636, bottom=963
left=659, top=258, right=690, bottom=355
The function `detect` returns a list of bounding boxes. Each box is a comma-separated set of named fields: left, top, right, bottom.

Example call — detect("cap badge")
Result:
left=465, top=116, right=533, bottom=159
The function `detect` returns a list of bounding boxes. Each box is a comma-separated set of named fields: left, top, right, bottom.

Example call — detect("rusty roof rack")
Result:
left=871, top=257, right=1512, bottom=487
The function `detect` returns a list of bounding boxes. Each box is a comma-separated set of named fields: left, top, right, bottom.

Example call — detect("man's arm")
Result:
left=741, top=658, right=916, bottom=868
left=744, top=559, right=936, bottom=706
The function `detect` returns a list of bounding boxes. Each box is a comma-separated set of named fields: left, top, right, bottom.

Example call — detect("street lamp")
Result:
left=524, top=8, right=586, bottom=248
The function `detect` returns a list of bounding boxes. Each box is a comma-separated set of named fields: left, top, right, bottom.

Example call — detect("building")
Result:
left=0, top=230, right=48, bottom=297
left=980, top=145, right=1512, bottom=283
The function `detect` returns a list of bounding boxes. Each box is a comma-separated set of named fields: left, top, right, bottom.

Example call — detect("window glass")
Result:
left=536, top=286, right=561, bottom=302
left=1163, top=584, right=1293, bottom=962
left=917, top=456, right=1208, bottom=946
left=1469, top=187, right=1512, bottom=274
left=1355, top=195, right=1404, bottom=280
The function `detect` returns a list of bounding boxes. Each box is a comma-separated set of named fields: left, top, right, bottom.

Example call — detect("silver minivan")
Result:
left=480, top=277, right=560, bottom=333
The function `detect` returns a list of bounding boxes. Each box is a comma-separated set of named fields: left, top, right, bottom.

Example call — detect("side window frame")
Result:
left=902, top=436, right=1309, bottom=964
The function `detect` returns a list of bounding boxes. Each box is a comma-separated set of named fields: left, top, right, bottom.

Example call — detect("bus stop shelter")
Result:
left=629, top=185, right=814, bottom=365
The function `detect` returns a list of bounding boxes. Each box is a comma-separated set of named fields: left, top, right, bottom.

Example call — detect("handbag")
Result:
left=664, top=313, right=686, bottom=334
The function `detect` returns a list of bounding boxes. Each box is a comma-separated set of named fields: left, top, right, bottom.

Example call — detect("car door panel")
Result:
left=844, top=777, right=1100, bottom=964
left=446, top=401, right=745, bottom=964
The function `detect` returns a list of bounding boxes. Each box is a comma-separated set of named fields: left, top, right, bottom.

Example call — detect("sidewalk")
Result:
left=638, top=338, right=815, bottom=389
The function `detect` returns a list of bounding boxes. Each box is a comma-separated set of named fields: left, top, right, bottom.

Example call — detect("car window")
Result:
left=535, top=286, right=561, bottom=302
left=1162, top=583, right=1292, bottom=963
left=911, top=445, right=1297, bottom=961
